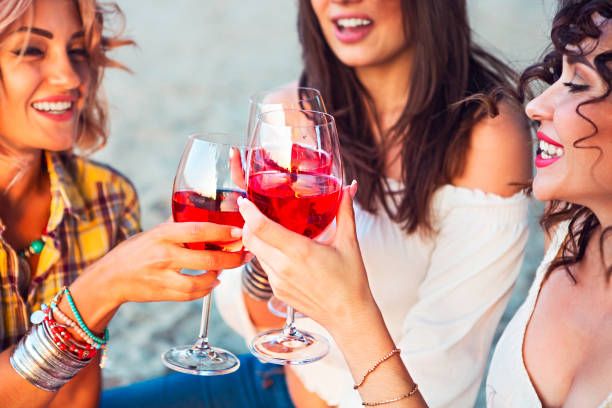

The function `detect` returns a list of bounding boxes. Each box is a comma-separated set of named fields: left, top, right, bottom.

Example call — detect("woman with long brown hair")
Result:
left=0, top=0, right=249, bottom=406
left=216, top=1, right=532, bottom=407
left=100, top=1, right=530, bottom=407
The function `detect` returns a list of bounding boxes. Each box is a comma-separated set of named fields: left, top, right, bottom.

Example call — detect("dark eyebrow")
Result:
left=13, top=27, right=84, bottom=41
left=566, top=54, right=595, bottom=69
left=15, top=26, right=53, bottom=38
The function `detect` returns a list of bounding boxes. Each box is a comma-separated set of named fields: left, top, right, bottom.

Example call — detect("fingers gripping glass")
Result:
left=161, top=133, right=247, bottom=375
left=246, top=109, right=343, bottom=365
left=247, top=87, right=326, bottom=319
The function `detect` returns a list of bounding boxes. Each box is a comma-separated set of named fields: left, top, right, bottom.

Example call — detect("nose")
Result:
left=525, top=83, right=556, bottom=122
left=46, top=50, right=82, bottom=90
left=331, top=0, right=361, bottom=3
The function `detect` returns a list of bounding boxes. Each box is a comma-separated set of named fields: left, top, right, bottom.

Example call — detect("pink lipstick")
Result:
left=535, top=131, right=564, bottom=168
left=332, top=14, right=374, bottom=44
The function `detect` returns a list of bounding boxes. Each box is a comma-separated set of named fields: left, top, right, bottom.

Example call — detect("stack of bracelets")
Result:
left=241, top=257, right=273, bottom=301
left=9, top=286, right=109, bottom=392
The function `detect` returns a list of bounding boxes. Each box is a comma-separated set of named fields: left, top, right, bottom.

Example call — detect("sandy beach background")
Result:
left=94, top=1, right=557, bottom=406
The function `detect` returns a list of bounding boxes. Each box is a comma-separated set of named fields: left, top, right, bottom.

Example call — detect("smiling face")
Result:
left=0, top=0, right=90, bottom=154
left=309, top=0, right=410, bottom=69
left=526, top=20, right=612, bottom=207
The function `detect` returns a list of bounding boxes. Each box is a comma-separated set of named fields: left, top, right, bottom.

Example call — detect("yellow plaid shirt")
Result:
left=0, top=151, right=141, bottom=350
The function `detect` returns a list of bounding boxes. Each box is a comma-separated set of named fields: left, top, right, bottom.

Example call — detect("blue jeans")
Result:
left=100, top=354, right=295, bottom=408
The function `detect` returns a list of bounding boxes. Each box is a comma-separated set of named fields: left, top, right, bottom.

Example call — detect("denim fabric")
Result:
left=100, top=354, right=295, bottom=408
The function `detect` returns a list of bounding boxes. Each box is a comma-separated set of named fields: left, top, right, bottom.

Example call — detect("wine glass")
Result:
left=162, top=133, right=247, bottom=375
left=247, top=87, right=326, bottom=318
left=246, top=109, right=343, bottom=365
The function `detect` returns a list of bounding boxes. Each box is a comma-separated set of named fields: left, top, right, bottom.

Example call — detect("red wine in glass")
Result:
left=253, top=144, right=332, bottom=176
left=162, top=133, right=247, bottom=376
left=247, top=109, right=342, bottom=365
left=247, top=172, right=341, bottom=239
left=172, top=189, right=245, bottom=251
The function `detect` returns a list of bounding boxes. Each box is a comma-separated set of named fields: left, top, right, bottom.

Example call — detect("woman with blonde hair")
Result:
left=0, top=0, right=249, bottom=406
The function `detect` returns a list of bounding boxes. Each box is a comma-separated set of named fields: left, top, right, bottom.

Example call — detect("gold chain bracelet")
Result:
left=362, top=383, right=419, bottom=406
left=353, top=348, right=401, bottom=389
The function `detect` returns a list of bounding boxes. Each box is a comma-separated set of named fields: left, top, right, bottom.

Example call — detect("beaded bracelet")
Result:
left=42, top=305, right=96, bottom=360
left=61, top=287, right=109, bottom=345
left=353, top=348, right=401, bottom=389
left=48, top=288, right=109, bottom=367
left=361, top=383, right=419, bottom=406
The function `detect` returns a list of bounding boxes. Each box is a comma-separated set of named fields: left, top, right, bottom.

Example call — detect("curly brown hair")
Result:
left=519, top=0, right=612, bottom=281
left=0, top=0, right=134, bottom=154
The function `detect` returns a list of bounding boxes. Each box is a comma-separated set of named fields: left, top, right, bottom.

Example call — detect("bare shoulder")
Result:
left=452, top=100, right=533, bottom=197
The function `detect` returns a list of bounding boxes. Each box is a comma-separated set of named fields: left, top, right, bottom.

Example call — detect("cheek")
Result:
left=309, top=0, right=326, bottom=24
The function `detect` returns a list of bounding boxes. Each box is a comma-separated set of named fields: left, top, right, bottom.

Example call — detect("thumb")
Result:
left=334, top=180, right=358, bottom=248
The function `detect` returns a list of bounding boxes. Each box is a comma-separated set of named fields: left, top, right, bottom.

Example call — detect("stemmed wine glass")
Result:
left=162, top=133, right=247, bottom=375
left=246, top=109, right=343, bottom=365
left=247, top=87, right=327, bottom=318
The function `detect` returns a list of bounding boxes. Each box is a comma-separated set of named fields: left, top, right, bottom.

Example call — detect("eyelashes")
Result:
left=563, top=82, right=590, bottom=93
left=10, top=47, right=88, bottom=59
left=11, top=46, right=43, bottom=56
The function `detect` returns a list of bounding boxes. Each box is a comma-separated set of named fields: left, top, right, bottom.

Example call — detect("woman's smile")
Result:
left=332, top=13, right=374, bottom=44
left=535, top=131, right=564, bottom=168
left=31, top=94, right=77, bottom=122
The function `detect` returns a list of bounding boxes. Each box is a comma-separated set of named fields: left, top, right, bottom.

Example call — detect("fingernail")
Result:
left=231, top=227, right=243, bottom=238
left=237, top=196, right=244, bottom=206
left=350, top=180, right=358, bottom=199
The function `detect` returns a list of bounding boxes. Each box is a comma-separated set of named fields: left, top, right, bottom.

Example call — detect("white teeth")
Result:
left=539, top=139, right=564, bottom=159
left=336, top=18, right=372, bottom=29
left=32, top=101, right=72, bottom=113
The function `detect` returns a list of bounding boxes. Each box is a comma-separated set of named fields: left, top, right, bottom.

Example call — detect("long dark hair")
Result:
left=519, top=0, right=612, bottom=281
left=297, top=0, right=518, bottom=233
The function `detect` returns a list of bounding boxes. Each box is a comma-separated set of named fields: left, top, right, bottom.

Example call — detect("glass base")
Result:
left=250, top=328, right=329, bottom=365
left=267, top=296, right=306, bottom=319
left=161, top=345, right=240, bottom=375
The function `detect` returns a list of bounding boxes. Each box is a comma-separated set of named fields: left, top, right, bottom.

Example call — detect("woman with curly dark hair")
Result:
left=487, top=1, right=612, bottom=406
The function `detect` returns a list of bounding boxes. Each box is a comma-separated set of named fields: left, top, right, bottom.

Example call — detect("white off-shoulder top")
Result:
left=486, top=221, right=612, bottom=408
left=216, top=183, right=529, bottom=407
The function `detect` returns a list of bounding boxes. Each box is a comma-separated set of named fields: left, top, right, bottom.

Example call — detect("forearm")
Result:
left=0, top=347, right=57, bottom=408
left=329, top=301, right=428, bottom=408
left=49, top=357, right=101, bottom=408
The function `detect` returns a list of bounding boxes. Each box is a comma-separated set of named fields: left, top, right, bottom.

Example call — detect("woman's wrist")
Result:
left=327, top=296, right=390, bottom=352
left=59, top=262, right=119, bottom=334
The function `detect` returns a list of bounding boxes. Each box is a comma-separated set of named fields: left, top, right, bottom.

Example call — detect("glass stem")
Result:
left=283, top=305, right=298, bottom=337
left=194, top=292, right=213, bottom=351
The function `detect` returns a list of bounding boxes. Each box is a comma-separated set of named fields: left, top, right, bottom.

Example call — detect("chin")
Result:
left=532, top=177, right=558, bottom=202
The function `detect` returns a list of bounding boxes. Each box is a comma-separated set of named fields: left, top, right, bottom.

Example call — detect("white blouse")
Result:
left=486, top=221, right=612, bottom=408
left=216, top=183, right=529, bottom=407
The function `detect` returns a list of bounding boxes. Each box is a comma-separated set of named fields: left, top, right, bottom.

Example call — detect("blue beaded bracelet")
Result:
left=61, top=287, right=109, bottom=345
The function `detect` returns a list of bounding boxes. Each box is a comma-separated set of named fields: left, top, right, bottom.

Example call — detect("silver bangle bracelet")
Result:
left=10, top=323, right=89, bottom=392
left=242, top=258, right=273, bottom=301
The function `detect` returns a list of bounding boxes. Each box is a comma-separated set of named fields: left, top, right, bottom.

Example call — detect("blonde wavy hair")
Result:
left=0, top=0, right=134, bottom=154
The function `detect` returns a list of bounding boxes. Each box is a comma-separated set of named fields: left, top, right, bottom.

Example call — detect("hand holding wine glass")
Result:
left=237, top=181, right=375, bottom=333
left=246, top=87, right=327, bottom=318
